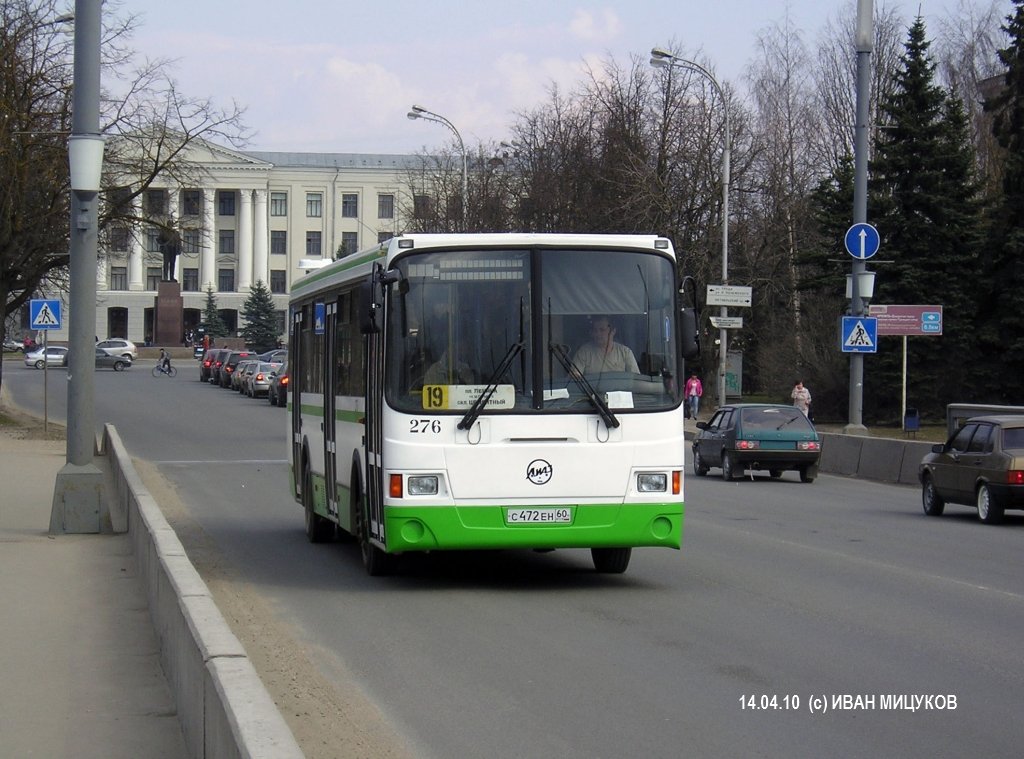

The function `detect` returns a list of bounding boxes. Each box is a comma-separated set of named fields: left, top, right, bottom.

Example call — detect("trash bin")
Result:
left=904, top=407, right=920, bottom=432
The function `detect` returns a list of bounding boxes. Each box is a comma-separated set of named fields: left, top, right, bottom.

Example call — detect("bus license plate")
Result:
left=506, top=508, right=571, bottom=524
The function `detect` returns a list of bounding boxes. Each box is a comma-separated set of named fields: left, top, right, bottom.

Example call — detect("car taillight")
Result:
left=225, top=366, right=233, bottom=373
left=203, top=360, right=211, bottom=367
left=737, top=440, right=760, bottom=450
left=798, top=441, right=821, bottom=451
left=256, top=373, right=264, bottom=381
left=1008, top=470, right=1024, bottom=485
left=280, top=376, right=289, bottom=387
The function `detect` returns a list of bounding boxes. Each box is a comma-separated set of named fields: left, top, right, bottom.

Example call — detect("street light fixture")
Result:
left=650, top=46, right=731, bottom=410
left=407, top=104, right=467, bottom=229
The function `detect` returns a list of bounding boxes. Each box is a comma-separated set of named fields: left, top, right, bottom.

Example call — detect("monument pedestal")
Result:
left=154, top=280, right=183, bottom=346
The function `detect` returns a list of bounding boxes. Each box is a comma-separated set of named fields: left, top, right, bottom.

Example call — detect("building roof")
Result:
left=241, top=151, right=421, bottom=171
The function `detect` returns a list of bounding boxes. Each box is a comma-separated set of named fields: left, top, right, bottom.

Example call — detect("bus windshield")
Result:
left=384, top=246, right=681, bottom=414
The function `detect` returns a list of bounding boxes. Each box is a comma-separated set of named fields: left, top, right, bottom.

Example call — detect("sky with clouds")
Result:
left=123, top=0, right=994, bottom=155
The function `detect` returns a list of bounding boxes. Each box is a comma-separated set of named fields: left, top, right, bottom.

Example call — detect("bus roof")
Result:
left=289, top=232, right=675, bottom=300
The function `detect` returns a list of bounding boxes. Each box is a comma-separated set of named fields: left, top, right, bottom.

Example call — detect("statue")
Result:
left=157, top=228, right=181, bottom=282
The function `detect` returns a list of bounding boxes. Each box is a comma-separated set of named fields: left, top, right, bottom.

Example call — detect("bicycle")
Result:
left=152, top=363, right=178, bottom=377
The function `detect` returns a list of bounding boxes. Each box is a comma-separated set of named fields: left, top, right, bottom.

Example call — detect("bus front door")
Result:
left=363, top=325, right=386, bottom=547
left=324, top=302, right=339, bottom=521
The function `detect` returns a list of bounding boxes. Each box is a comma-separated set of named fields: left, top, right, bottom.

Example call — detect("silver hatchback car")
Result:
left=247, top=362, right=282, bottom=397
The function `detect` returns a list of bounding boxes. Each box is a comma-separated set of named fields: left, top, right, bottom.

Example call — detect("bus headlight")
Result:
left=637, top=473, right=667, bottom=492
left=407, top=475, right=439, bottom=496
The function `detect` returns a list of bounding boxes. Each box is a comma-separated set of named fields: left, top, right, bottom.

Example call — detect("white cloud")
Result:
left=568, top=8, right=622, bottom=43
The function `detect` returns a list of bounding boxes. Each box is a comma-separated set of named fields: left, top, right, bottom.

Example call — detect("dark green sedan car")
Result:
left=919, top=415, right=1024, bottom=525
left=692, top=403, right=821, bottom=482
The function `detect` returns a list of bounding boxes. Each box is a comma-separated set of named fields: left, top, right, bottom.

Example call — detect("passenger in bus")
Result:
left=572, top=316, right=639, bottom=375
left=424, top=346, right=476, bottom=385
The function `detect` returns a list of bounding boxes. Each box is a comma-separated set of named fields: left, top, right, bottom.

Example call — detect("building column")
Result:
left=128, top=194, right=144, bottom=291
left=202, top=188, right=216, bottom=291
left=253, top=189, right=269, bottom=286
left=238, top=189, right=253, bottom=291
left=168, top=188, right=181, bottom=280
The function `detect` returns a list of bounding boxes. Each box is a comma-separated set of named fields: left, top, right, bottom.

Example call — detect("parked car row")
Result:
left=23, top=345, right=133, bottom=371
left=198, top=347, right=288, bottom=407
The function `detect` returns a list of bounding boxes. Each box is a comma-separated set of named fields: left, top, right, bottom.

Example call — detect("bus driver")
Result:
left=572, top=316, right=639, bottom=375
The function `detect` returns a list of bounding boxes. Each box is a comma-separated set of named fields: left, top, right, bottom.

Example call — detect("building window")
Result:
left=306, top=192, right=323, bottom=218
left=270, top=192, right=287, bottom=216
left=182, top=229, right=200, bottom=255
left=270, top=270, right=287, bottom=294
left=147, top=267, right=162, bottom=290
left=218, top=191, right=236, bottom=216
left=219, top=230, right=235, bottom=255
left=146, top=227, right=161, bottom=252
left=378, top=231, right=393, bottom=244
left=341, top=231, right=358, bottom=256
left=144, top=189, right=167, bottom=216
left=270, top=230, right=287, bottom=255
left=182, top=190, right=202, bottom=216
left=182, top=268, right=199, bottom=292
left=275, top=310, right=286, bottom=336
left=110, top=266, right=127, bottom=290
left=413, top=194, right=433, bottom=218
left=341, top=193, right=358, bottom=218
left=108, top=226, right=129, bottom=252
left=378, top=194, right=394, bottom=219
left=306, top=231, right=322, bottom=256
left=218, top=268, right=235, bottom=292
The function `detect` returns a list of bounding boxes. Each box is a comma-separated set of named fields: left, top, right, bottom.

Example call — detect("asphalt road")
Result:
left=5, top=360, right=1022, bottom=759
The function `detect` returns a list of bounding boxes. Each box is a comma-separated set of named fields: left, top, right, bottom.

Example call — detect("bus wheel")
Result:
left=303, top=466, right=334, bottom=543
left=353, top=490, right=394, bottom=576
left=591, top=547, right=631, bottom=574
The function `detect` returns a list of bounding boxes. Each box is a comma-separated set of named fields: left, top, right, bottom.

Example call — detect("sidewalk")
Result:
left=0, top=425, right=187, bottom=758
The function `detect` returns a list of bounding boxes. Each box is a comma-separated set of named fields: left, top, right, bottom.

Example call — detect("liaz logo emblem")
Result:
left=526, top=459, right=553, bottom=485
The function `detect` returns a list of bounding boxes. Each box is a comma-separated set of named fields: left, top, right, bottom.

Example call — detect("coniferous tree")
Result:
left=239, top=280, right=280, bottom=352
left=201, top=285, right=228, bottom=339
left=980, top=0, right=1024, bottom=402
left=868, top=17, right=983, bottom=419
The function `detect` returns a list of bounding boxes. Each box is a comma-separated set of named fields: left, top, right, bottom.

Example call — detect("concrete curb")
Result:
left=102, top=423, right=303, bottom=759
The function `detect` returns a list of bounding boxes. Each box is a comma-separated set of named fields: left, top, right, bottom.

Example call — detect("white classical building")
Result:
left=36, top=141, right=419, bottom=345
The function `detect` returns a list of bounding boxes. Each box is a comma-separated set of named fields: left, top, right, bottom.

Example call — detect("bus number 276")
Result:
left=410, top=419, right=442, bottom=434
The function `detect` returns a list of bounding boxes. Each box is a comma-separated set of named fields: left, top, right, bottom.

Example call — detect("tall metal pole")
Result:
left=846, top=0, right=872, bottom=435
left=51, top=0, right=104, bottom=533
left=649, top=50, right=730, bottom=408
left=408, top=105, right=467, bottom=229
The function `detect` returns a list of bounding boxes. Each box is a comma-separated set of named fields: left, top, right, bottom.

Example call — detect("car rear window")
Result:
left=740, top=407, right=813, bottom=432
left=1002, top=427, right=1024, bottom=450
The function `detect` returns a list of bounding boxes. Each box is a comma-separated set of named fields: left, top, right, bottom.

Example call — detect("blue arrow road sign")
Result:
left=844, top=223, right=880, bottom=260
left=841, top=316, right=878, bottom=353
left=29, top=299, right=62, bottom=330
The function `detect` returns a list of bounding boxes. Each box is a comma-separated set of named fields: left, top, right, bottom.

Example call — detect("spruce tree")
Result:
left=868, top=17, right=983, bottom=419
left=980, top=0, right=1024, bottom=402
left=201, top=285, right=229, bottom=339
left=240, top=280, right=280, bottom=352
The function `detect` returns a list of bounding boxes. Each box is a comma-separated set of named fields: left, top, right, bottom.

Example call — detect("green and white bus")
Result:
left=287, top=233, right=699, bottom=575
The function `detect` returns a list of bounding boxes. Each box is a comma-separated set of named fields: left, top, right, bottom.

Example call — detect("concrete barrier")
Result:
left=101, top=424, right=303, bottom=759
left=818, top=432, right=935, bottom=486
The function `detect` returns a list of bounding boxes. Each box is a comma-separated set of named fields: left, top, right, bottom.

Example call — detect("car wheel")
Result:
left=921, top=474, right=945, bottom=516
left=591, top=547, right=631, bottom=574
left=303, top=465, right=335, bottom=543
left=34, top=360, right=44, bottom=369
left=799, top=466, right=816, bottom=483
left=113, top=360, right=126, bottom=371
left=976, top=483, right=1004, bottom=524
left=692, top=448, right=708, bottom=477
left=722, top=452, right=740, bottom=481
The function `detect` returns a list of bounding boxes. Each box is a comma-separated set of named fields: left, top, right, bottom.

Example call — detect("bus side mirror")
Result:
left=359, top=279, right=381, bottom=334
left=680, top=307, right=699, bottom=360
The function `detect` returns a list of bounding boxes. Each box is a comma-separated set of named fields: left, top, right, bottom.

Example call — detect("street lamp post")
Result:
left=51, top=0, right=105, bottom=534
left=650, top=47, right=731, bottom=409
left=407, top=104, right=467, bottom=229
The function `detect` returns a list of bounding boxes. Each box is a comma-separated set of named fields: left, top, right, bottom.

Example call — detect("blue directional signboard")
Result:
left=841, top=316, right=878, bottom=353
left=314, top=302, right=325, bottom=335
left=29, top=299, right=62, bottom=331
left=868, top=305, right=943, bottom=336
left=844, top=223, right=880, bottom=260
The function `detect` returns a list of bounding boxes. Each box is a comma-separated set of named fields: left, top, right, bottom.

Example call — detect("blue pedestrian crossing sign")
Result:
left=841, top=316, right=877, bottom=353
left=844, top=223, right=880, bottom=260
left=29, top=299, right=62, bottom=330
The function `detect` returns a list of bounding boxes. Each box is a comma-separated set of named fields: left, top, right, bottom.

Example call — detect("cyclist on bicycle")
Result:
left=159, top=348, right=171, bottom=373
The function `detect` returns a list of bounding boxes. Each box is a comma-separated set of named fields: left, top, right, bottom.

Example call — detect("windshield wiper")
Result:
left=458, top=341, right=524, bottom=431
left=549, top=343, right=619, bottom=429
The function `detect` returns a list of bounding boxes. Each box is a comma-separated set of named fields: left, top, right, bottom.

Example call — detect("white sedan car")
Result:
left=24, top=345, right=69, bottom=368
